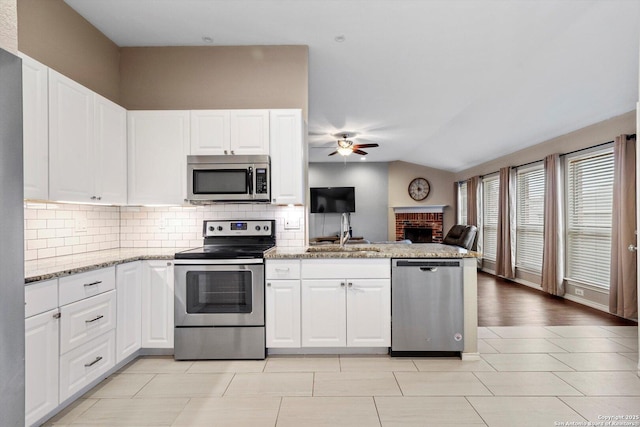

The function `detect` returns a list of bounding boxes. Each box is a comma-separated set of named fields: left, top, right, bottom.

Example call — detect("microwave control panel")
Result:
left=255, top=168, right=268, bottom=194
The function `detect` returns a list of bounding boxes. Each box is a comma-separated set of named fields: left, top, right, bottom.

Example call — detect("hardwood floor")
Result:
left=477, top=272, right=638, bottom=326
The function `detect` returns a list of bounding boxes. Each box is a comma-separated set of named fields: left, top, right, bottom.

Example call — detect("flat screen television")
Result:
left=310, top=187, right=355, bottom=213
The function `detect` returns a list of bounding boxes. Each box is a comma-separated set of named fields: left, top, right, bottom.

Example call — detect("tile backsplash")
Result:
left=24, top=202, right=306, bottom=261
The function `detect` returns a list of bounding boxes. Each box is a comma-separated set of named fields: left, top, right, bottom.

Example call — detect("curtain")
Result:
left=466, top=176, right=480, bottom=251
left=495, top=167, right=516, bottom=278
left=541, top=153, right=565, bottom=296
left=609, top=135, right=637, bottom=319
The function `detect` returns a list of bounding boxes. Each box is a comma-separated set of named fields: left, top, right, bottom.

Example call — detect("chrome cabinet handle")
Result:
left=85, top=315, right=104, bottom=324
left=628, top=244, right=637, bottom=253
left=53, top=312, right=61, bottom=319
left=224, top=150, right=228, bottom=155
left=84, top=281, right=102, bottom=287
left=90, top=196, right=97, bottom=200
left=97, top=196, right=102, bottom=201
left=267, top=282, right=271, bottom=287
left=231, top=150, right=235, bottom=155
left=340, top=282, right=345, bottom=287
left=84, top=356, right=103, bottom=367
left=348, top=282, right=353, bottom=287
left=275, top=267, right=290, bottom=272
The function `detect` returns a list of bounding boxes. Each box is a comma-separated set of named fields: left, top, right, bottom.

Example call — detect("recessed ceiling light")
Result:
left=360, top=157, right=366, bottom=161
left=334, top=35, right=346, bottom=43
left=202, top=36, right=213, bottom=44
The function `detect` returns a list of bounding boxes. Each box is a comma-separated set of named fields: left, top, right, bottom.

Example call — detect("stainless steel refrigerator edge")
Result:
left=0, top=47, right=25, bottom=426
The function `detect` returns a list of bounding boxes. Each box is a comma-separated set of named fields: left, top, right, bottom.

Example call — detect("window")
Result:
left=515, top=164, right=545, bottom=273
left=482, top=175, right=499, bottom=261
left=565, top=148, right=614, bottom=289
left=457, top=181, right=468, bottom=225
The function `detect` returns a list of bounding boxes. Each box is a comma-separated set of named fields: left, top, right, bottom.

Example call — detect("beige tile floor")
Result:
left=44, top=325, right=640, bottom=427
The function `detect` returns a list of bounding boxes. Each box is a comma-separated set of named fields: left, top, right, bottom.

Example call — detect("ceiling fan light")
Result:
left=337, top=147, right=353, bottom=156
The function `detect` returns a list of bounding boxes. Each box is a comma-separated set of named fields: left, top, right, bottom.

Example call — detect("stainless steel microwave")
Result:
left=187, top=155, right=270, bottom=203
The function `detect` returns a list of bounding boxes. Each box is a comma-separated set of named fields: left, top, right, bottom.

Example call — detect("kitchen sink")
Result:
left=305, top=245, right=381, bottom=254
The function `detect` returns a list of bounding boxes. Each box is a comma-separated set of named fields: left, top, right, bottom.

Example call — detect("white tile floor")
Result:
left=45, top=326, right=640, bottom=427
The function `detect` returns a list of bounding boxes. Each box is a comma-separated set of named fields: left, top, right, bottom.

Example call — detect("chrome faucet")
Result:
left=340, top=212, right=351, bottom=247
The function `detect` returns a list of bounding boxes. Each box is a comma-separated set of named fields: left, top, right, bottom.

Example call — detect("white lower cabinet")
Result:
left=116, top=262, right=142, bottom=363
left=141, top=260, right=174, bottom=348
left=25, top=308, right=59, bottom=427
left=265, top=260, right=301, bottom=348
left=300, top=259, right=391, bottom=348
left=59, top=290, right=116, bottom=354
left=59, top=330, right=116, bottom=402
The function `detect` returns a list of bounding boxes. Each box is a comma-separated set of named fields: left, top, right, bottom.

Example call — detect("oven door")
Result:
left=174, top=260, right=264, bottom=327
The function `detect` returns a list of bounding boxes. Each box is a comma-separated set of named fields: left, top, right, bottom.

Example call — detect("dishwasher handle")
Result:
left=394, top=260, right=461, bottom=268
left=419, top=267, right=438, bottom=272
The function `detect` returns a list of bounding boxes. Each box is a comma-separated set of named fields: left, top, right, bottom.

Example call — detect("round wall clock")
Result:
left=408, top=177, right=431, bottom=201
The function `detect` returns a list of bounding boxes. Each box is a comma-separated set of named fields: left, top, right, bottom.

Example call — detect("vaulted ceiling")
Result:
left=65, top=0, right=639, bottom=171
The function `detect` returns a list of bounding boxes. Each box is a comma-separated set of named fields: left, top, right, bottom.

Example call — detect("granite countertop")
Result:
left=264, top=243, right=481, bottom=259
left=25, top=248, right=189, bottom=284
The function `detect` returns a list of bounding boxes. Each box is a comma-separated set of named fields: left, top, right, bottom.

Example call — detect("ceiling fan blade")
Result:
left=353, top=149, right=368, bottom=155
left=353, top=143, right=379, bottom=149
left=328, top=150, right=339, bottom=156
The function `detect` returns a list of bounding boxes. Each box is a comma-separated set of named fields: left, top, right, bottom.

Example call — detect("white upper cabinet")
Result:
left=48, top=69, right=94, bottom=202
left=269, top=109, right=305, bottom=205
left=190, top=109, right=269, bottom=155
left=20, top=54, right=49, bottom=201
left=94, top=94, right=127, bottom=204
left=190, top=110, right=231, bottom=155
left=127, top=111, right=190, bottom=205
left=48, top=69, right=127, bottom=204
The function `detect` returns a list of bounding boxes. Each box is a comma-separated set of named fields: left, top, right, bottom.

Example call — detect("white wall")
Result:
left=308, top=162, right=388, bottom=242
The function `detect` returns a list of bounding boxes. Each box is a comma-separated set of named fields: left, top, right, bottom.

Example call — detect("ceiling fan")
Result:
left=323, top=133, right=380, bottom=156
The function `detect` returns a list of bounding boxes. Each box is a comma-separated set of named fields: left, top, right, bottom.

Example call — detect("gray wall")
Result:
left=309, top=162, right=388, bottom=242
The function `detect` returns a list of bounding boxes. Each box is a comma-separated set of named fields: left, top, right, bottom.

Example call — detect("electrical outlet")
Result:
left=574, top=288, right=584, bottom=296
left=159, top=218, right=168, bottom=230
left=74, top=218, right=87, bottom=233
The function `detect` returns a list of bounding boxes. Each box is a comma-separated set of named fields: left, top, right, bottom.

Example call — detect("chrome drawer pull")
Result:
left=84, top=281, right=102, bottom=287
left=84, top=356, right=102, bottom=367
left=275, top=267, right=290, bottom=272
left=85, top=315, right=104, bottom=323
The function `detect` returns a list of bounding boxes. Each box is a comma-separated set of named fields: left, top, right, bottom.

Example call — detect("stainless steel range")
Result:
left=173, top=219, right=275, bottom=360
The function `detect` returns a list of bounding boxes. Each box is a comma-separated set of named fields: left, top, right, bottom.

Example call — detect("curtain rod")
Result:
left=467, top=134, right=636, bottom=181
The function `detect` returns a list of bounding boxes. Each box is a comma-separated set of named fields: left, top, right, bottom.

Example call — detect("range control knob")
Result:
left=255, top=226, right=261, bottom=231
left=264, top=226, right=269, bottom=231
left=217, top=226, right=223, bottom=231
left=208, top=226, right=214, bottom=232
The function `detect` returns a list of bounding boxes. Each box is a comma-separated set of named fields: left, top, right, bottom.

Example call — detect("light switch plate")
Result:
left=285, top=218, right=300, bottom=230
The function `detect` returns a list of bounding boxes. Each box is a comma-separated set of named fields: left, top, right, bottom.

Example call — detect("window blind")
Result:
left=482, top=175, right=499, bottom=261
left=565, top=149, right=614, bottom=289
left=458, top=181, right=468, bottom=225
left=515, top=164, right=545, bottom=273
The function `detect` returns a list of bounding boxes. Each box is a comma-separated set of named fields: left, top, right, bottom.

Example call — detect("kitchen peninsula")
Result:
left=265, top=243, right=481, bottom=360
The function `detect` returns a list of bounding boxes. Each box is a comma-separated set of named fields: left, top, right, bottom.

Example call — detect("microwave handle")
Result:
left=248, top=167, right=254, bottom=197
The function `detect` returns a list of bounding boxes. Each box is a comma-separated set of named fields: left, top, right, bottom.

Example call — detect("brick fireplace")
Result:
left=393, top=206, right=445, bottom=243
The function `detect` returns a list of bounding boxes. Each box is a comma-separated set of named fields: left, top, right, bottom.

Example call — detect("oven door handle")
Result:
left=173, top=258, right=264, bottom=265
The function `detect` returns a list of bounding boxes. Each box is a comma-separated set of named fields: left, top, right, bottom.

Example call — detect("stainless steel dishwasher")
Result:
left=391, top=259, right=464, bottom=355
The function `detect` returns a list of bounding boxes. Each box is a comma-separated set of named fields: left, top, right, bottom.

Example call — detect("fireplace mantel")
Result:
left=392, top=205, right=447, bottom=214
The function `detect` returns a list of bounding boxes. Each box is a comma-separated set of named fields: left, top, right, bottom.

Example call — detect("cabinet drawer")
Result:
left=266, top=259, right=301, bottom=279
left=59, top=330, right=115, bottom=402
left=59, top=267, right=115, bottom=306
left=60, top=290, right=116, bottom=354
left=25, top=279, right=58, bottom=318
left=301, top=259, right=390, bottom=279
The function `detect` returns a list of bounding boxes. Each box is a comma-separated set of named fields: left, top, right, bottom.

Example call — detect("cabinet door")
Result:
left=116, top=262, right=142, bottom=363
left=25, top=309, right=59, bottom=427
left=141, top=260, right=174, bottom=348
left=128, top=111, right=190, bottom=205
left=49, top=69, right=95, bottom=202
left=229, top=110, right=269, bottom=155
left=346, top=279, right=391, bottom=347
left=21, top=54, right=49, bottom=201
left=190, top=110, right=230, bottom=155
left=94, top=94, right=127, bottom=204
left=266, top=280, right=301, bottom=348
left=301, top=279, right=346, bottom=347
left=269, top=109, right=305, bottom=204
